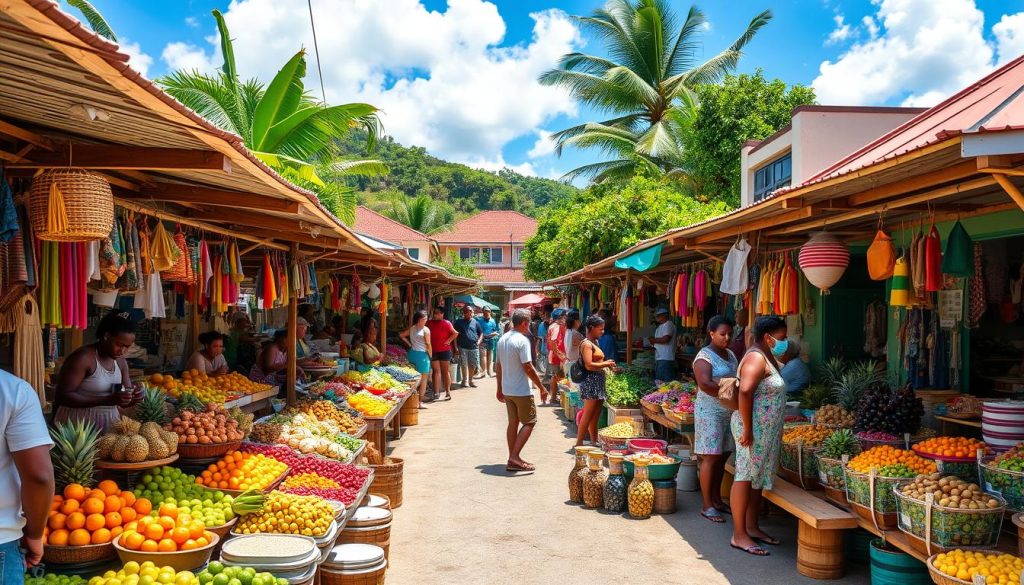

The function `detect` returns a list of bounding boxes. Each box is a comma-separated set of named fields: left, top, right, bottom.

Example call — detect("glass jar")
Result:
left=568, top=446, right=596, bottom=504
left=603, top=453, right=628, bottom=513
left=582, top=450, right=608, bottom=509
left=628, top=458, right=654, bottom=519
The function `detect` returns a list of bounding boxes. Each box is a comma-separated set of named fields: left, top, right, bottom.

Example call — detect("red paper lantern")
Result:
left=798, top=232, right=849, bottom=294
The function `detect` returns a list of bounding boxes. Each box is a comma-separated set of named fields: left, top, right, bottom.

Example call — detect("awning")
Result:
left=508, top=292, right=555, bottom=307
left=614, top=243, right=663, bottom=272
left=454, top=294, right=499, bottom=311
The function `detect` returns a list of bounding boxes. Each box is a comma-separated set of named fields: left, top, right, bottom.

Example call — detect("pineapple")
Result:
left=832, top=361, right=884, bottom=411
left=49, top=419, right=99, bottom=490
left=124, top=435, right=150, bottom=463
left=820, top=429, right=860, bottom=459
left=136, top=388, right=169, bottom=425
left=110, top=435, right=131, bottom=462
left=117, top=417, right=142, bottom=435
left=96, top=434, right=118, bottom=459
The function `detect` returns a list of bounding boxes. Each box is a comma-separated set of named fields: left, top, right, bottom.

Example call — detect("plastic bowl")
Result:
left=622, top=457, right=682, bottom=481
left=113, top=532, right=218, bottom=571
left=627, top=438, right=667, bottom=454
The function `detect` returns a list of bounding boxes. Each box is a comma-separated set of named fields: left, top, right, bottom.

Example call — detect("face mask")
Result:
left=769, top=336, right=789, bottom=357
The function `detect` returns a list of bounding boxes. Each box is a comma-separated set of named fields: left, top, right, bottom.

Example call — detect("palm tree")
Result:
left=540, top=0, right=771, bottom=183
left=159, top=10, right=385, bottom=220
left=64, top=0, right=117, bottom=41
left=383, top=194, right=453, bottom=234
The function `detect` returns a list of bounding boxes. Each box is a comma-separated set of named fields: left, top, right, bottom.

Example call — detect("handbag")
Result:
left=717, top=377, right=740, bottom=410
left=569, top=339, right=591, bottom=383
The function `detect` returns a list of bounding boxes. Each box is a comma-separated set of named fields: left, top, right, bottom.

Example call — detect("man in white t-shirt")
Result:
left=0, top=370, right=54, bottom=581
left=648, top=307, right=678, bottom=383
left=496, top=309, right=545, bottom=473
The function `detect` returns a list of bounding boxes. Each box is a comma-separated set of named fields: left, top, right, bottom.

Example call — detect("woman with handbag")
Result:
left=692, top=315, right=738, bottom=524
left=574, top=315, right=618, bottom=447
left=729, top=316, right=789, bottom=556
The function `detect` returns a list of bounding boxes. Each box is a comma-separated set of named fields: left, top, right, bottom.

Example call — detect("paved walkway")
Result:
left=386, top=376, right=870, bottom=585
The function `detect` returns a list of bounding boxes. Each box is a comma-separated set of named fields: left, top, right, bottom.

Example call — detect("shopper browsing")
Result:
left=496, top=309, right=545, bottom=473
left=426, top=306, right=458, bottom=401
left=399, top=310, right=432, bottom=405
left=453, top=305, right=483, bottom=388
left=692, top=315, right=737, bottom=524
left=546, top=308, right=567, bottom=405
left=648, top=308, right=678, bottom=383
left=475, top=307, right=500, bottom=377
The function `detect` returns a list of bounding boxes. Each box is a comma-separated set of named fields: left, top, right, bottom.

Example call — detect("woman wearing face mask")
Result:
left=729, top=315, right=789, bottom=557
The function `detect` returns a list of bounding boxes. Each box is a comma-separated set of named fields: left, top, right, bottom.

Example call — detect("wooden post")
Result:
left=190, top=284, right=201, bottom=359
left=380, top=277, right=388, bottom=361
left=286, top=243, right=299, bottom=405
left=993, top=173, right=1024, bottom=213
left=625, top=275, right=633, bottom=366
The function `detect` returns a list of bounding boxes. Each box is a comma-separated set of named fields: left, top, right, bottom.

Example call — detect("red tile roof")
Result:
left=477, top=267, right=532, bottom=284
left=808, top=54, right=1024, bottom=183
left=433, top=211, right=538, bottom=244
left=353, top=206, right=431, bottom=243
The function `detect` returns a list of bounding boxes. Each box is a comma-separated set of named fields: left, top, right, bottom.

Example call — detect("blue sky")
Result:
left=89, top=0, right=1024, bottom=182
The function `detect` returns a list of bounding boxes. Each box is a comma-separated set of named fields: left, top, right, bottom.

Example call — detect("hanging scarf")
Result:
left=149, top=221, right=179, bottom=272
left=925, top=225, right=942, bottom=292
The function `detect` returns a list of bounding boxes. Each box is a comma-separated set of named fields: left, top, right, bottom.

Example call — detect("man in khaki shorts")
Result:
left=496, top=308, right=544, bottom=473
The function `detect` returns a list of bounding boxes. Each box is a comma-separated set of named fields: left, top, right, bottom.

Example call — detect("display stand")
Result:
left=96, top=454, right=180, bottom=489
left=363, top=393, right=411, bottom=454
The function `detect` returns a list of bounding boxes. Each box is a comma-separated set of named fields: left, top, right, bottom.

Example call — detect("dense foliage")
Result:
left=605, top=368, right=654, bottom=407
left=522, top=174, right=730, bottom=281
left=682, top=70, right=816, bottom=206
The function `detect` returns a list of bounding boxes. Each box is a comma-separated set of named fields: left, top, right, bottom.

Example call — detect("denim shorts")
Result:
left=0, top=539, right=25, bottom=585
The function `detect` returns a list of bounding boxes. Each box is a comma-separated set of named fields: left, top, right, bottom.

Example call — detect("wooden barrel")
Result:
left=400, top=394, right=419, bottom=426
left=796, top=522, right=844, bottom=580
left=361, top=493, right=391, bottom=510
left=369, top=457, right=404, bottom=509
left=338, top=507, right=392, bottom=559
left=653, top=480, right=677, bottom=514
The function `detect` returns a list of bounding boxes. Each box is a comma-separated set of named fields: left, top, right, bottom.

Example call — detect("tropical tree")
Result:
left=382, top=194, right=454, bottom=234
left=540, top=0, right=771, bottom=184
left=63, top=0, right=117, bottom=41
left=159, top=10, right=384, bottom=220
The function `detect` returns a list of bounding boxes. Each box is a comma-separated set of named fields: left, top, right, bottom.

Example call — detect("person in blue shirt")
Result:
left=475, top=307, right=501, bottom=377
left=596, top=309, right=618, bottom=364
left=779, top=343, right=811, bottom=397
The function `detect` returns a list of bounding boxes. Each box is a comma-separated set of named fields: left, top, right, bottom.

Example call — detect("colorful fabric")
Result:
left=925, top=225, right=943, bottom=292
left=694, top=347, right=738, bottom=455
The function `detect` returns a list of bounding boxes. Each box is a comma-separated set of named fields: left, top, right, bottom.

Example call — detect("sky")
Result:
left=87, top=0, right=1024, bottom=182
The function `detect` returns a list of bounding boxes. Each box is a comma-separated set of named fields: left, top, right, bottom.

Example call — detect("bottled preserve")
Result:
left=628, top=458, right=655, bottom=519
left=603, top=453, right=628, bottom=513
left=582, top=450, right=608, bottom=509
left=568, top=446, right=596, bottom=503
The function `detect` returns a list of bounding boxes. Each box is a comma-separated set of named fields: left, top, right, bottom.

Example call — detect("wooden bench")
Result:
left=726, top=464, right=857, bottom=580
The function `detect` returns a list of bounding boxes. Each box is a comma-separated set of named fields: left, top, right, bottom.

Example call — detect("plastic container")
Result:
left=627, top=438, right=667, bottom=454
left=220, top=533, right=318, bottom=566
left=677, top=457, right=699, bottom=491
left=623, top=456, right=681, bottom=481
left=869, top=539, right=931, bottom=585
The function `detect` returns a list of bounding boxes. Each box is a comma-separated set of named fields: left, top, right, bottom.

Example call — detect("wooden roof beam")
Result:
left=847, top=159, right=980, bottom=206
left=0, top=118, right=54, bottom=150
left=693, top=207, right=815, bottom=244
left=992, top=174, right=1024, bottom=213
left=7, top=146, right=231, bottom=171
left=979, top=155, right=1024, bottom=177
left=130, top=183, right=300, bottom=213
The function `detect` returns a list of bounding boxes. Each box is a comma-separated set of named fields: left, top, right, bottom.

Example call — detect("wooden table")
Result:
left=935, top=414, right=982, bottom=437
left=223, top=387, right=278, bottom=416
left=363, top=393, right=411, bottom=454
left=643, top=410, right=694, bottom=449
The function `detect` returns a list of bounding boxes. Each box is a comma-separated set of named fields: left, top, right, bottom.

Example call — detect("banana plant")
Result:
left=64, top=0, right=117, bottom=41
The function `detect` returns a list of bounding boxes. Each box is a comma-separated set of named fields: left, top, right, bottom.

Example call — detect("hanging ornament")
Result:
left=798, top=231, right=849, bottom=294
left=367, top=281, right=381, bottom=299
left=890, top=256, right=912, bottom=307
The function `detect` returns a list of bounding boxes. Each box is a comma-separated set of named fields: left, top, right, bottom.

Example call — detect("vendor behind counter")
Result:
left=185, top=331, right=229, bottom=377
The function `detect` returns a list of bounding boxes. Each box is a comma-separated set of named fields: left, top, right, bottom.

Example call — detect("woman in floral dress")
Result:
left=730, top=316, right=789, bottom=556
left=692, top=315, right=738, bottom=524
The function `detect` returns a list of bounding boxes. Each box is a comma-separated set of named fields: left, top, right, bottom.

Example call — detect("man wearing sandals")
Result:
left=496, top=309, right=544, bottom=473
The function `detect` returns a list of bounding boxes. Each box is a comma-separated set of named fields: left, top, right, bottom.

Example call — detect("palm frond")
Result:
left=560, top=158, right=638, bottom=183
left=254, top=151, right=324, bottom=186
left=555, top=52, right=618, bottom=76
left=538, top=70, right=640, bottom=112
left=66, top=0, right=117, bottom=41
left=605, top=66, right=661, bottom=107
left=560, top=123, right=639, bottom=157
left=251, top=51, right=308, bottom=150
left=329, top=159, right=388, bottom=177
left=664, top=5, right=705, bottom=77
left=212, top=10, right=237, bottom=84
left=158, top=71, right=245, bottom=136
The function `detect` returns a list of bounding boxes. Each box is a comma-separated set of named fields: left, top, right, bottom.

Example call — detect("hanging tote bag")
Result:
left=866, top=230, right=896, bottom=280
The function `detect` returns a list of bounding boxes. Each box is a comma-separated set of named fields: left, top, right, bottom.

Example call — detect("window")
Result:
left=514, top=246, right=523, bottom=264
left=753, top=153, right=792, bottom=202
left=458, top=247, right=504, bottom=265
left=406, top=248, right=419, bottom=260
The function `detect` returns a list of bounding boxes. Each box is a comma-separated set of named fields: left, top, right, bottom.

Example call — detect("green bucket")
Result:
left=845, top=529, right=874, bottom=564
left=869, top=539, right=930, bottom=585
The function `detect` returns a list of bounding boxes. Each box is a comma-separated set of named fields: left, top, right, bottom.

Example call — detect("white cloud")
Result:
left=862, top=16, right=879, bottom=39
left=813, top=0, right=1001, bottom=107
left=461, top=155, right=537, bottom=177
left=159, top=0, right=581, bottom=164
left=526, top=129, right=557, bottom=159
left=185, top=16, right=199, bottom=28
left=994, top=13, right=1024, bottom=65
left=120, top=39, right=153, bottom=77
left=161, top=39, right=221, bottom=74
left=826, top=14, right=852, bottom=46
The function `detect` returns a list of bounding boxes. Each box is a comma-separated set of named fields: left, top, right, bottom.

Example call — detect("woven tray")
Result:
left=176, top=440, right=243, bottom=460
left=42, top=542, right=116, bottom=564
left=95, top=453, right=179, bottom=470
left=926, top=550, right=1004, bottom=585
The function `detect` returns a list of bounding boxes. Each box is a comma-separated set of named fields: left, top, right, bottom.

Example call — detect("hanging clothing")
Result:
left=911, top=230, right=926, bottom=300
left=720, top=238, right=750, bottom=295
left=0, top=171, right=18, bottom=243
left=968, top=244, right=986, bottom=328
left=11, top=295, right=45, bottom=405
left=864, top=300, right=887, bottom=358
left=925, top=225, right=943, bottom=292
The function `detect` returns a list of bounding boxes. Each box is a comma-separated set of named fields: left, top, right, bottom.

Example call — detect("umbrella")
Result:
left=453, top=294, right=499, bottom=311
left=508, top=292, right=552, bottom=307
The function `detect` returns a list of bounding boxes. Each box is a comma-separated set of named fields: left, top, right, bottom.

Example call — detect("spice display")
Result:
left=235, top=491, right=334, bottom=537
left=582, top=450, right=608, bottom=509
left=932, top=550, right=1023, bottom=583
left=814, top=405, right=854, bottom=427
left=627, top=458, right=654, bottom=519
left=603, top=453, right=628, bottom=513
left=568, top=446, right=595, bottom=504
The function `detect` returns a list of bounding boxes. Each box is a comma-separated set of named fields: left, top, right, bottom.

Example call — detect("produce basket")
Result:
left=220, top=467, right=289, bottom=497
left=113, top=532, right=219, bottom=571
left=894, top=489, right=1005, bottom=556
left=816, top=456, right=853, bottom=506
left=95, top=453, right=179, bottom=470
left=640, top=400, right=661, bottom=418
left=206, top=517, right=239, bottom=541
left=980, top=459, right=1024, bottom=512
left=845, top=468, right=915, bottom=530
left=661, top=404, right=694, bottom=425
left=926, top=550, right=1003, bottom=585
left=176, top=440, right=243, bottom=460
left=780, top=440, right=823, bottom=490
left=42, top=542, right=117, bottom=565
left=598, top=435, right=631, bottom=452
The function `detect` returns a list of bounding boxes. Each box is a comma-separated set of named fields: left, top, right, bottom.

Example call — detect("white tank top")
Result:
left=410, top=325, right=428, bottom=352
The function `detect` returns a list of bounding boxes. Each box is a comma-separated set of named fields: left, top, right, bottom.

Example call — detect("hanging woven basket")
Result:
left=29, top=168, right=114, bottom=242
left=798, top=231, right=850, bottom=294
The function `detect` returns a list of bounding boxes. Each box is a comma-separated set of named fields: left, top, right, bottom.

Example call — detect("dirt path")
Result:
left=384, top=376, right=869, bottom=585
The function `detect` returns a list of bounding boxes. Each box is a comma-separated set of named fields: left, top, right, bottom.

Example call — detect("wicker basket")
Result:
left=894, top=489, right=1005, bottom=555
left=640, top=400, right=661, bottom=418
left=113, top=532, right=219, bottom=571
left=597, top=435, right=631, bottom=452
left=206, top=517, right=238, bottom=541
left=926, top=551, right=1004, bottom=585
left=369, top=457, right=403, bottom=509
left=29, top=168, right=114, bottom=242
left=980, top=460, right=1024, bottom=512
left=780, top=440, right=823, bottom=490
left=176, top=440, right=242, bottom=460
left=42, top=542, right=117, bottom=565
left=661, top=404, right=694, bottom=425
left=845, top=468, right=914, bottom=530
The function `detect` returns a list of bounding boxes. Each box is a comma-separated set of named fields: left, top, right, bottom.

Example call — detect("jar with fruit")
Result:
left=568, top=446, right=596, bottom=504
left=603, top=453, right=628, bottom=513
left=627, top=458, right=654, bottom=519
left=582, top=450, right=607, bottom=509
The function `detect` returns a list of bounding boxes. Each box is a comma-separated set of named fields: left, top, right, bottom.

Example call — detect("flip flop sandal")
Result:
left=730, top=543, right=769, bottom=556
left=715, top=503, right=732, bottom=515
left=752, top=535, right=781, bottom=546
left=506, top=462, right=536, bottom=473
left=701, top=508, right=726, bottom=524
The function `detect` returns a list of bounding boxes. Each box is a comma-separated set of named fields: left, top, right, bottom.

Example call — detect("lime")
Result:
left=206, top=562, right=224, bottom=576
left=197, top=574, right=213, bottom=585
left=227, top=579, right=242, bottom=585
left=211, top=575, right=229, bottom=585
left=123, top=562, right=141, bottom=576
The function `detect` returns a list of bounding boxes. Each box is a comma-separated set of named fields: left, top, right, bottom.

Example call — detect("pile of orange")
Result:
left=116, top=502, right=212, bottom=552
left=45, top=480, right=152, bottom=547
left=847, top=445, right=938, bottom=474
left=912, top=436, right=989, bottom=459
left=196, top=451, right=287, bottom=491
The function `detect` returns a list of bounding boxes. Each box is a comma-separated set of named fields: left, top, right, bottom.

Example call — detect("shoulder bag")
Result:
left=569, top=339, right=591, bottom=383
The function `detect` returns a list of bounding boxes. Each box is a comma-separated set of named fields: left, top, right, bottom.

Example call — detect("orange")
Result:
left=188, top=521, right=204, bottom=540
left=157, top=538, right=177, bottom=552
left=120, top=507, right=137, bottom=523
left=49, top=513, right=67, bottom=530
left=68, top=529, right=91, bottom=546
left=170, top=527, right=190, bottom=545
left=85, top=513, right=106, bottom=532
left=194, top=536, right=209, bottom=547
left=137, top=516, right=152, bottom=530
left=122, top=530, right=145, bottom=551
left=65, top=512, right=86, bottom=530
left=82, top=498, right=104, bottom=515
left=103, top=495, right=122, bottom=514
left=140, top=539, right=159, bottom=552
left=104, top=511, right=122, bottom=528
left=63, top=483, right=86, bottom=502
left=109, top=526, right=123, bottom=539
left=60, top=499, right=80, bottom=515
left=143, top=522, right=164, bottom=541
left=180, top=539, right=198, bottom=550
left=121, top=491, right=136, bottom=507
left=124, top=521, right=138, bottom=532
left=86, top=489, right=106, bottom=501
left=133, top=498, right=152, bottom=516
left=97, top=479, right=119, bottom=496
left=48, top=529, right=69, bottom=546
left=157, top=516, right=175, bottom=531
left=91, top=528, right=112, bottom=544
left=158, top=503, right=178, bottom=519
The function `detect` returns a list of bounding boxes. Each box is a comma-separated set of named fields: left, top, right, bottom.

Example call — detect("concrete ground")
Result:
left=386, top=376, right=871, bottom=585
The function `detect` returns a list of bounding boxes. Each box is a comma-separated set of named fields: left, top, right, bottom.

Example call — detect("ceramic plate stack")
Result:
left=319, top=544, right=387, bottom=585
left=983, top=401, right=1024, bottom=450
left=220, top=534, right=320, bottom=585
